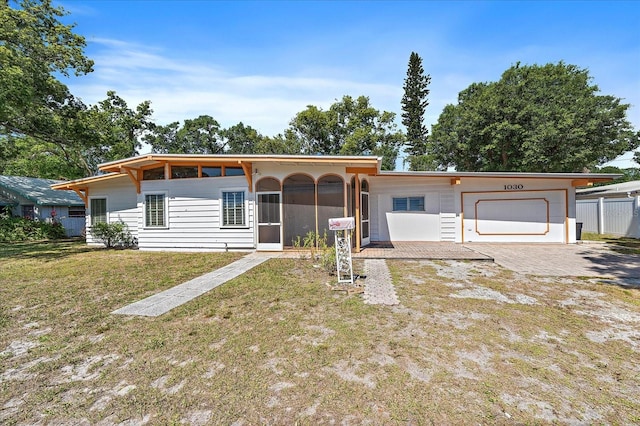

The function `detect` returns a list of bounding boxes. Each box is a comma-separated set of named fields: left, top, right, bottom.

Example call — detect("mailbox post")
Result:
left=328, top=217, right=355, bottom=284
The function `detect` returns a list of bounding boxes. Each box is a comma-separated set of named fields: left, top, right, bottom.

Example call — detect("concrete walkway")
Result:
left=112, top=252, right=278, bottom=317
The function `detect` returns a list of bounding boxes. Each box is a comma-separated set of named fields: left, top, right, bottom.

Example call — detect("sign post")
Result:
left=328, top=217, right=355, bottom=285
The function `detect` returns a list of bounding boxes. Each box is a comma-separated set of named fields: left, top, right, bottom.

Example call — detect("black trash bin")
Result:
left=576, top=222, right=583, bottom=240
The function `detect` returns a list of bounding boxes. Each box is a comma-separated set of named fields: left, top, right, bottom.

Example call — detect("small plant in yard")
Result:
left=90, top=221, right=137, bottom=248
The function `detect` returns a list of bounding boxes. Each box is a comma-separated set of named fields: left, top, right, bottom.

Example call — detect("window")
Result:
left=393, top=196, right=425, bottom=212
left=22, top=205, right=35, bottom=219
left=202, top=166, right=222, bottom=177
left=143, top=166, right=165, bottom=180
left=68, top=206, right=86, bottom=218
left=225, top=167, right=245, bottom=177
left=90, top=198, right=107, bottom=225
left=222, top=191, right=245, bottom=227
left=171, top=166, right=198, bottom=179
left=145, top=194, right=166, bottom=227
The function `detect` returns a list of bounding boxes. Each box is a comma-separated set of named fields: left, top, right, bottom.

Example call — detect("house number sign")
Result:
left=503, top=184, right=524, bottom=190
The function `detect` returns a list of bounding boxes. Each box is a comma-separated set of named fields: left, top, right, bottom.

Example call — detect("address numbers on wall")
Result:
left=503, top=184, right=524, bottom=190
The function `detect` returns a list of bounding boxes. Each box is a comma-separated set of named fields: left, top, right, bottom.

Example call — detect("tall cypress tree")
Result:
left=401, top=52, right=432, bottom=170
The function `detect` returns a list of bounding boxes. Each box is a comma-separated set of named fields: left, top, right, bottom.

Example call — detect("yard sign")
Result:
left=328, top=217, right=355, bottom=284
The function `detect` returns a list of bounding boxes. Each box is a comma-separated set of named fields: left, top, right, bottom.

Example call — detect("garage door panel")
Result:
left=463, top=190, right=566, bottom=243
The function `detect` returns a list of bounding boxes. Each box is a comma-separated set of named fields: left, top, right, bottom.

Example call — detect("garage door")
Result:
left=462, top=190, right=566, bottom=243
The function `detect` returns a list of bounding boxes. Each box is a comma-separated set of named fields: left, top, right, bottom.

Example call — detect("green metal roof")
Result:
left=0, top=175, right=84, bottom=206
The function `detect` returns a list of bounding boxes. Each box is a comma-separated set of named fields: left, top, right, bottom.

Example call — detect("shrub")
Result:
left=90, top=221, right=136, bottom=248
left=0, top=213, right=66, bottom=242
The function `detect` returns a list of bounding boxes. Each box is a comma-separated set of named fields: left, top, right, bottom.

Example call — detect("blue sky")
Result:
left=59, top=1, right=640, bottom=168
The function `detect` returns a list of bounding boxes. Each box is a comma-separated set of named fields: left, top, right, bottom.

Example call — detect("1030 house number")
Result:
left=504, top=184, right=524, bottom=190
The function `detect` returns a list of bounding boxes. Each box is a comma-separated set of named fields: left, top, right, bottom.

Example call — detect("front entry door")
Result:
left=361, top=191, right=370, bottom=246
left=257, top=192, right=282, bottom=250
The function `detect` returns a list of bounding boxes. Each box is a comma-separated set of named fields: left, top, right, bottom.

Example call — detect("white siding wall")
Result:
left=439, top=192, right=457, bottom=241
left=369, top=176, right=452, bottom=242
left=137, top=176, right=254, bottom=251
left=87, top=177, right=139, bottom=245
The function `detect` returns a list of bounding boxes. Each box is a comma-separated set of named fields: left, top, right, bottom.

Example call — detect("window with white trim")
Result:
left=222, top=191, right=246, bottom=227
left=392, top=196, right=425, bottom=212
left=90, top=198, right=107, bottom=225
left=145, top=194, right=166, bottom=227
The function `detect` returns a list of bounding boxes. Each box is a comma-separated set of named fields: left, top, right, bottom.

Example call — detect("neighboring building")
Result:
left=51, top=154, right=616, bottom=251
left=0, top=175, right=86, bottom=237
left=576, top=180, right=640, bottom=238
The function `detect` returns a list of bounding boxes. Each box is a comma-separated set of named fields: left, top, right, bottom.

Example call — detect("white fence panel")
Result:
left=576, top=199, right=599, bottom=233
left=577, top=197, right=640, bottom=238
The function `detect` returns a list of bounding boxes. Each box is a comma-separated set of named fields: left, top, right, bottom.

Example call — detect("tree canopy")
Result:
left=289, top=95, right=405, bottom=170
left=429, top=62, right=639, bottom=172
left=401, top=52, right=433, bottom=171
left=145, top=115, right=223, bottom=155
left=0, top=0, right=93, bottom=143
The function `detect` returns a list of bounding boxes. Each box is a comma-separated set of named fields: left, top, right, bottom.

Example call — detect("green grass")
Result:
left=1, top=242, right=639, bottom=424
left=581, top=232, right=640, bottom=254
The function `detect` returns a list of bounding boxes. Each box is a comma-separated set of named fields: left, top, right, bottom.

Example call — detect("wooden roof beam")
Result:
left=121, top=166, right=141, bottom=193
left=572, top=179, right=594, bottom=187
left=239, top=161, right=253, bottom=192
left=346, top=166, right=378, bottom=175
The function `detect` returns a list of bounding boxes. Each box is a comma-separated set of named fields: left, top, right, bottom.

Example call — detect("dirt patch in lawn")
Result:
left=1, top=243, right=639, bottom=424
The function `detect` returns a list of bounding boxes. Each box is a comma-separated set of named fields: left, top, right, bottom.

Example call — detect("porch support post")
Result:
left=355, top=173, right=361, bottom=252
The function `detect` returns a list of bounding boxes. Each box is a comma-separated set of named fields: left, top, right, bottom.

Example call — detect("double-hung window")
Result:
left=222, top=191, right=245, bottom=227
left=392, top=196, right=425, bottom=212
left=90, top=198, right=107, bottom=225
left=145, top=194, right=166, bottom=227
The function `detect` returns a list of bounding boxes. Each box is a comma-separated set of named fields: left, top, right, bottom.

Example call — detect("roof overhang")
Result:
left=98, top=154, right=382, bottom=173
left=50, top=172, right=129, bottom=191
left=378, top=170, right=621, bottom=186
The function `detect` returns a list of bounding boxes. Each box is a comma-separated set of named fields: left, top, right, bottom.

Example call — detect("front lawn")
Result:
left=1, top=242, right=639, bottom=424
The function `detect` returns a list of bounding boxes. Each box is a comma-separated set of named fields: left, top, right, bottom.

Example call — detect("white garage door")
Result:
left=462, top=190, right=566, bottom=243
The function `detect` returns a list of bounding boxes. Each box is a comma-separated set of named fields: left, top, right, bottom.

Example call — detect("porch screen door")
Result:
left=361, top=191, right=370, bottom=246
left=257, top=192, right=282, bottom=250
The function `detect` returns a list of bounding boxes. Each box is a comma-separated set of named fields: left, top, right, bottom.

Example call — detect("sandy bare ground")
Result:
left=1, top=247, right=639, bottom=424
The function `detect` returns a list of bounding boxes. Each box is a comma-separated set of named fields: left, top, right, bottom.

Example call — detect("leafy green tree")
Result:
left=81, top=91, right=153, bottom=172
left=289, top=95, right=405, bottom=170
left=221, top=122, right=263, bottom=154
left=0, top=0, right=93, bottom=146
left=254, top=130, right=302, bottom=155
left=145, top=115, right=224, bottom=154
left=593, top=166, right=640, bottom=186
left=401, top=52, right=433, bottom=170
left=430, top=62, right=638, bottom=172
left=0, top=136, right=85, bottom=179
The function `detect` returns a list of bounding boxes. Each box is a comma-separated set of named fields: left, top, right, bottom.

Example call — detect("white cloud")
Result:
left=67, top=39, right=404, bottom=137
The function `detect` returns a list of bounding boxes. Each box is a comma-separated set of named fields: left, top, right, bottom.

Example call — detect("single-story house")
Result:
left=576, top=180, right=640, bottom=238
left=51, top=154, right=616, bottom=251
left=0, top=175, right=86, bottom=237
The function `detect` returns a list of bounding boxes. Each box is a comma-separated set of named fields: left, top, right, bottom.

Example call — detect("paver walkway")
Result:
left=466, top=243, right=640, bottom=286
left=354, top=241, right=492, bottom=260
left=112, top=252, right=278, bottom=317
left=363, top=259, right=399, bottom=305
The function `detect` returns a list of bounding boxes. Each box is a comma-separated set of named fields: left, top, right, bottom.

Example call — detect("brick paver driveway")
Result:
left=466, top=243, right=640, bottom=285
